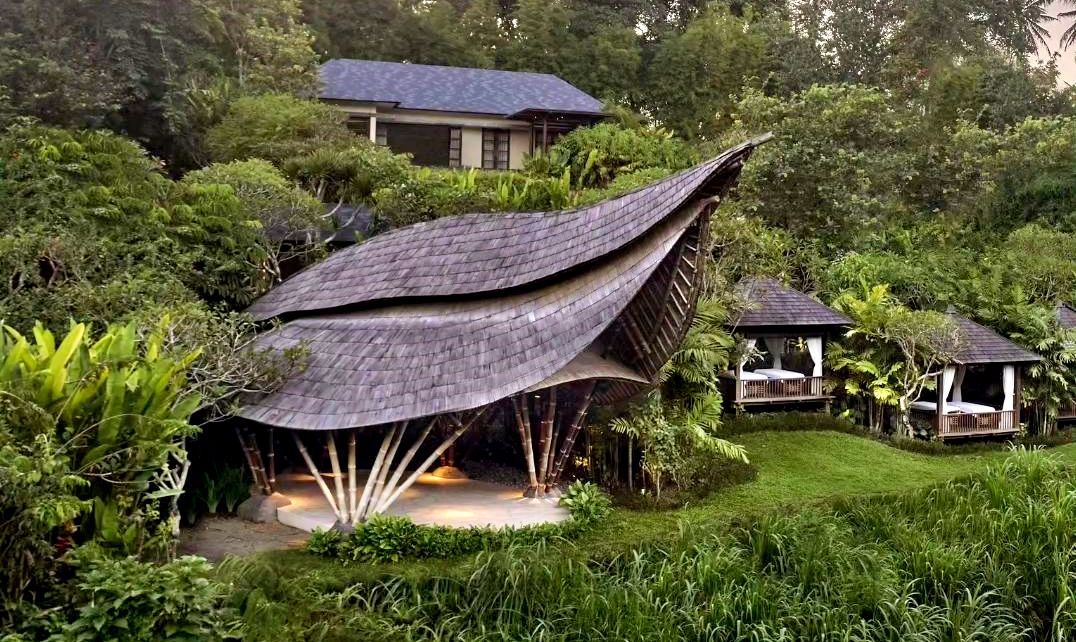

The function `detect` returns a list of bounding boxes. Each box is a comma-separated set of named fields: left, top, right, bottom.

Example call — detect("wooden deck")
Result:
left=1058, top=402, right=1076, bottom=421
left=912, top=409, right=1019, bottom=440
left=724, top=375, right=827, bottom=405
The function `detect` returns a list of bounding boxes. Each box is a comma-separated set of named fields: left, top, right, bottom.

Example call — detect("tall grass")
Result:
left=222, top=447, right=1076, bottom=641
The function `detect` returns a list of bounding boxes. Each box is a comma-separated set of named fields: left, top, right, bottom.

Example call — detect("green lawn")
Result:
left=578, top=431, right=1076, bottom=557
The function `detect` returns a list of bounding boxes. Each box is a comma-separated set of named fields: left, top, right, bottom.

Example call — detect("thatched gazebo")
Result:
left=910, top=310, right=1040, bottom=440
left=722, top=277, right=849, bottom=407
left=235, top=137, right=769, bottom=527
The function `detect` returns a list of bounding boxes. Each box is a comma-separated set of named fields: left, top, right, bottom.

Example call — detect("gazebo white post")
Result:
left=806, top=336, right=823, bottom=398
left=939, top=365, right=956, bottom=437
left=1002, top=365, right=1016, bottom=429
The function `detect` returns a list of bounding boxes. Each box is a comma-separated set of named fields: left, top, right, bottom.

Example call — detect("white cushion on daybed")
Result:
left=725, top=370, right=770, bottom=380
left=910, top=400, right=960, bottom=414
left=949, top=401, right=996, bottom=414
left=755, top=368, right=806, bottom=380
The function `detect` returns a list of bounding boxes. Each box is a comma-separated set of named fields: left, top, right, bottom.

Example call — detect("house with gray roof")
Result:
left=320, top=59, right=605, bottom=170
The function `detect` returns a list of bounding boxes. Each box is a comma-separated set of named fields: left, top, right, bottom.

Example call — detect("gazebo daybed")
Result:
left=721, top=278, right=849, bottom=407
left=910, top=310, right=1040, bottom=440
left=234, top=137, right=769, bottom=527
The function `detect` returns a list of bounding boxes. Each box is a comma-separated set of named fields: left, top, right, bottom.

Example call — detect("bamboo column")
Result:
left=374, top=411, right=484, bottom=513
left=536, top=387, right=557, bottom=491
left=325, top=432, right=347, bottom=523
left=290, top=431, right=342, bottom=521
left=548, top=381, right=596, bottom=488
left=513, top=397, right=539, bottom=494
left=347, top=430, right=357, bottom=523
left=267, top=428, right=276, bottom=492
left=373, top=419, right=437, bottom=514
left=236, top=427, right=271, bottom=496
left=353, top=425, right=397, bottom=525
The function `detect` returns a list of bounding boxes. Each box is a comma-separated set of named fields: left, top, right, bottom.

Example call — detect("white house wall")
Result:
left=332, top=101, right=535, bottom=170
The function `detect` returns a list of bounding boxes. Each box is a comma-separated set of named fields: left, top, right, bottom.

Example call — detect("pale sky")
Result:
left=1040, top=2, right=1076, bottom=86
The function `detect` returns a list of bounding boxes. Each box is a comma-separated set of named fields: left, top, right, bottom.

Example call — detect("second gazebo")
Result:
left=722, top=277, right=849, bottom=408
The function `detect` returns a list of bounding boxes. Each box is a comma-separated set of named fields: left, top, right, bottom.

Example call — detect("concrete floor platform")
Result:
left=275, top=471, right=568, bottom=532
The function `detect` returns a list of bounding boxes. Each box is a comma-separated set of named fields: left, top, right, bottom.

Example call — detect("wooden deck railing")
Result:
left=1058, top=403, right=1076, bottom=420
left=911, top=410, right=1018, bottom=438
left=736, top=376, right=824, bottom=403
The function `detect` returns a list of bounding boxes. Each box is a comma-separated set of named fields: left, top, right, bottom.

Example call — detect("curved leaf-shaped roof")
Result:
left=240, top=139, right=768, bottom=430
left=248, top=139, right=762, bottom=322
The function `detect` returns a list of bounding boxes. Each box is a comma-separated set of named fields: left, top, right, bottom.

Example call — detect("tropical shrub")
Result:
left=0, top=319, right=201, bottom=555
left=372, top=168, right=495, bottom=229
left=610, top=300, right=746, bottom=499
left=281, top=142, right=412, bottom=203
left=48, top=552, right=238, bottom=641
left=530, top=122, right=697, bottom=188
left=0, top=401, right=87, bottom=627
left=206, top=94, right=353, bottom=164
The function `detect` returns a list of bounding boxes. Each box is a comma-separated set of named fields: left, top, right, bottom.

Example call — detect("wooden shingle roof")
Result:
left=248, top=139, right=762, bottom=322
left=947, top=310, right=1040, bottom=365
left=239, top=139, right=767, bottom=431
left=1057, top=303, right=1076, bottom=330
left=732, top=277, right=849, bottom=330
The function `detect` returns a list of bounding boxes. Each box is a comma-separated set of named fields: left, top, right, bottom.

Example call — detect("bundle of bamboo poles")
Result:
left=289, top=410, right=485, bottom=526
left=513, top=381, right=595, bottom=498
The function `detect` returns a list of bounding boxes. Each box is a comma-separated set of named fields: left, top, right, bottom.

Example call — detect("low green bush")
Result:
left=719, top=411, right=860, bottom=437
left=307, top=481, right=610, bottom=563
left=26, top=551, right=239, bottom=641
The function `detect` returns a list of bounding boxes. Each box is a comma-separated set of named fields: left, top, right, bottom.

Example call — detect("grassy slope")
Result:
left=254, top=431, right=1076, bottom=580
left=577, top=431, right=1076, bottom=557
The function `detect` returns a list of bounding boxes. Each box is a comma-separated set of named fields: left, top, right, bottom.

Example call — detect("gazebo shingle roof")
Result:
left=947, top=311, right=1040, bottom=365
left=732, top=277, right=849, bottom=330
left=239, top=138, right=769, bottom=431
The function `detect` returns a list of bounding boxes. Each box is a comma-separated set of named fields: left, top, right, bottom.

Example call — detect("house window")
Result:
left=375, top=122, right=387, bottom=146
left=482, top=129, right=510, bottom=170
left=449, top=128, right=462, bottom=167
left=347, top=116, right=371, bottom=138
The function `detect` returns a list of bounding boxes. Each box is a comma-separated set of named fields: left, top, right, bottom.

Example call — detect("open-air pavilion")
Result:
left=234, top=137, right=768, bottom=531
left=1056, top=303, right=1076, bottom=422
left=721, top=277, right=849, bottom=408
left=910, top=309, right=1040, bottom=440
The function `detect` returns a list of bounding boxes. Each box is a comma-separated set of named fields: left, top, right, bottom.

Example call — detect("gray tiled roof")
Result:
left=319, top=59, right=605, bottom=117
left=238, top=204, right=699, bottom=430
left=1057, top=303, right=1076, bottom=330
left=948, top=311, right=1041, bottom=364
left=732, top=277, right=850, bottom=329
left=248, top=138, right=763, bottom=322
